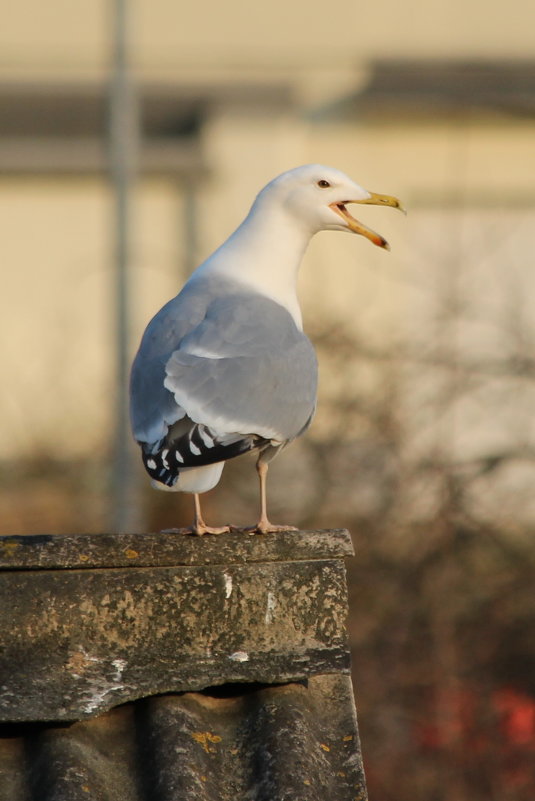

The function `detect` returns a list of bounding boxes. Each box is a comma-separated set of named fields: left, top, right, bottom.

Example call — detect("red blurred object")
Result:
left=414, top=686, right=535, bottom=750
left=493, top=688, right=535, bottom=746
left=412, top=685, right=535, bottom=793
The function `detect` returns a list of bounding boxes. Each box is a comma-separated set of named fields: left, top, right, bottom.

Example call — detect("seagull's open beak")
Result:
left=329, top=192, right=405, bottom=250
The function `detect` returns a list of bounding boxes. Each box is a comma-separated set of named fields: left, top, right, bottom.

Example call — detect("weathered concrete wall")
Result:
left=0, top=529, right=353, bottom=722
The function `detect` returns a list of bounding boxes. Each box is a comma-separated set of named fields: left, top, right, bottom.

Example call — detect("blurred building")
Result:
left=1, top=1, right=535, bottom=531
left=2, top=9, right=535, bottom=800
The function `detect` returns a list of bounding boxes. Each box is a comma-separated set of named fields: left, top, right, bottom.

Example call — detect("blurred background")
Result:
left=1, top=1, right=534, bottom=798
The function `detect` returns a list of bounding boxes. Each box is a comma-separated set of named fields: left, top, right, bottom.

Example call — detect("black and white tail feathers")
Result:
left=141, top=419, right=263, bottom=487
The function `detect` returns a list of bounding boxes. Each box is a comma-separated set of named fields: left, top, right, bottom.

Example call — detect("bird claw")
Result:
left=258, top=524, right=299, bottom=534
left=241, top=520, right=299, bottom=535
left=191, top=523, right=230, bottom=536
left=160, top=525, right=230, bottom=536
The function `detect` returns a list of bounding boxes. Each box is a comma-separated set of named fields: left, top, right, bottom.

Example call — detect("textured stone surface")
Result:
left=0, top=530, right=354, bottom=722
left=0, top=528, right=353, bottom=570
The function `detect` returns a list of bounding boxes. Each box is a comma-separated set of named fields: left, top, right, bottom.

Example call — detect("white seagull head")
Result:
left=255, top=164, right=404, bottom=249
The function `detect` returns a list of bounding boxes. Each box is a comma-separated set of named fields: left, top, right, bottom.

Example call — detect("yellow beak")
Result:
left=329, top=192, right=405, bottom=250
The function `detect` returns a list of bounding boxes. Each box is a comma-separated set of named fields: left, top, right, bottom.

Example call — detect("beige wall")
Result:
left=2, top=1, right=535, bottom=81
left=3, top=112, right=534, bottom=452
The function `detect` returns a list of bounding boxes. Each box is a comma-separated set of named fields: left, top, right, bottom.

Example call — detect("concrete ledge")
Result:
left=0, top=530, right=354, bottom=722
left=0, top=528, right=353, bottom=569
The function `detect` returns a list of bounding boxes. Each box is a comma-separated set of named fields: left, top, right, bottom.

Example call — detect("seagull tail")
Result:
left=140, top=425, right=264, bottom=488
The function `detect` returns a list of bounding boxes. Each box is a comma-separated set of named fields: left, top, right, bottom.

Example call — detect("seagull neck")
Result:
left=205, top=207, right=312, bottom=329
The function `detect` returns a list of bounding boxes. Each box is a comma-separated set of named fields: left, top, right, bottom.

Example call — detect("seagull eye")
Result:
left=317, top=179, right=331, bottom=188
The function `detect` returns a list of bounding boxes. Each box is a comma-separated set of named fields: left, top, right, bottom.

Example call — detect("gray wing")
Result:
left=130, top=277, right=210, bottom=445
left=130, top=274, right=317, bottom=451
left=164, top=288, right=317, bottom=444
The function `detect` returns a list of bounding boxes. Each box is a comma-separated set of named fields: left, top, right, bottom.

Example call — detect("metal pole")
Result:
left=182, top=176, right=198, bottom=279
left=109, top=0, right=141, bottom=531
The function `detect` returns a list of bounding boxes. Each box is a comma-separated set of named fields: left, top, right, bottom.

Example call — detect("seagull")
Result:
left=130, top=164, right=403, bottom=534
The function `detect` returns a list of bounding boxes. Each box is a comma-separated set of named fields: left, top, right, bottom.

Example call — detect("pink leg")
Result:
left=254, top=459, right=298, bottom=534
left=191, top=493, right=229, bottom=536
